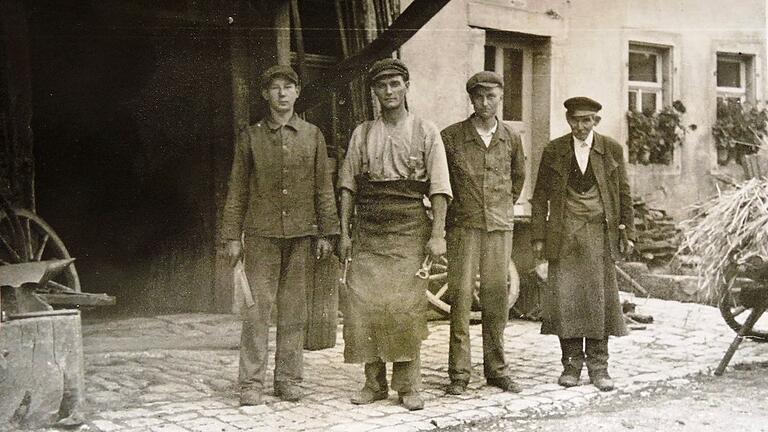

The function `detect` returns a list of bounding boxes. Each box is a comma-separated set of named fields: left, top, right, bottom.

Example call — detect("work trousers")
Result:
left=363, top=350, right=421, bottom=394
left=447, top=227, right=513, bottom=383
left=559, top=337, right=610, bottom=377
left=239, top=235, right=310, bottom=391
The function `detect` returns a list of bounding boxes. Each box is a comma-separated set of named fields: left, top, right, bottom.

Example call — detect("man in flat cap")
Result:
left=530, top=96, right=634, bottom=391
left=440, top=71, right=526, bottom=395
left=337, top=58, right=452, bottom=410
left=222, top=64, right=339, bottom=405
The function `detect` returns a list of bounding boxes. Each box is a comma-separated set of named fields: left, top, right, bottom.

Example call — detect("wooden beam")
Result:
left=289, top=0, right=308, bottom=80
left=296, top=0, right=450, bottom=112
left=275, top=0, right=291, bottom=66
left=334, top=0, right=350, bottom=59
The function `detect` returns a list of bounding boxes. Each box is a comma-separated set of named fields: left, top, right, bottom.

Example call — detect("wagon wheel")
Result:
left=718, top=265, right=768, bottom=341
left=426, top=257, right=519, bottom=320
left=0, top=206, right=81, bottom=293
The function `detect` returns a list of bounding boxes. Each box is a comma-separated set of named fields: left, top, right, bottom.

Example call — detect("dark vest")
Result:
left=567, top=146, right=597, bottom=193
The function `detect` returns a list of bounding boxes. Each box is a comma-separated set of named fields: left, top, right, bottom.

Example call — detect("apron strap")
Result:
left=359, top=120, right=374, bottom=175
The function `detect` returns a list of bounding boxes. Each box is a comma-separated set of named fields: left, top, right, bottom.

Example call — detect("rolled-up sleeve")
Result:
left=221, top=130, right=252, bottom=241
left=423, top=123, right=453, bottom=199
left=337, top=124, right=364, bottom=193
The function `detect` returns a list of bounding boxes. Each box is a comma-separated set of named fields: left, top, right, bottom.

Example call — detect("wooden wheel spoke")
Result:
left=428, top=272, right=446, bottom=282
left=732, top=306, right=748, bottom=317
left=434, top=283, right=449, bottom=299
left=19, top=217, right=32, bottom=260
left=34, top=233, right=50, bottom=261
left=0, top=233, right=23, bottom=262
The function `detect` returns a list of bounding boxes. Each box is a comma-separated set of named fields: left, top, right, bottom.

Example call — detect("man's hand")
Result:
left=426, top=236, right=447, bottom=261
left=315, top=237, right=333, bottom=261
left=532, top=240, right=545, bottom=261
left=619, top=226, right=634, bottom=258
left=338, top=234, right=353, bottom=264
left=620, top=238, right=635, bottom=258
left=226, top=240, right=243, bottom=267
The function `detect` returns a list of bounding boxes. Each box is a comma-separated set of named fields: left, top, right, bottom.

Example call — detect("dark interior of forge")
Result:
left=25, top=0, right=352, bottom=315
left=28, top=3, right=234, bottom=315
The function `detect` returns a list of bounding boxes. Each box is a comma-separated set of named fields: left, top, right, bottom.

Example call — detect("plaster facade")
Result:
left=400, top=0, right=768, bottom=219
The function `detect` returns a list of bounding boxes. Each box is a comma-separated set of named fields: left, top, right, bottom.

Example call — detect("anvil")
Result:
left=0, top=259, right=75, bottom=319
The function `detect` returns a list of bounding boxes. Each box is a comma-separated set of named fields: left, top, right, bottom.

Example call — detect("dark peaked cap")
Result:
left=466, top=71, right=503, bottom=93
left=564, top=97, right=602, bottom=116
left=261, top=65, right=299, bottom=89
left=367, top=58, right=409, bottom=84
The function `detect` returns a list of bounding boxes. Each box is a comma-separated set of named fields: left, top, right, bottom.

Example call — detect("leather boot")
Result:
left=558, top=338, right=584, bottom=387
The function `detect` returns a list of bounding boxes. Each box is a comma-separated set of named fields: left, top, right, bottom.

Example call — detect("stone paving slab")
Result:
left=76, top=294, right=768, bottom=431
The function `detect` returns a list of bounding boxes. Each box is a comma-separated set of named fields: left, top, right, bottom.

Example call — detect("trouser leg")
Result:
left=447, top=228, right=481, bottom=383
left=274, top=236, right=310, bottom=385
left=479, top=230, right=513, bottom=379
left=363, top=359, right=388, bottom=392
left=585, top=338, right=610, bottom=377
left=239, top=236, right=281, bottom=391
left=392, top=350, right=421, bottom=394
left=559, top=337, right=585, bottom=376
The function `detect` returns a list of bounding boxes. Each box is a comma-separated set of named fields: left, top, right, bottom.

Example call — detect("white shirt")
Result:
left=573, top=130, right=594, bottom=174
left=476, top=119, right=498, bottom=147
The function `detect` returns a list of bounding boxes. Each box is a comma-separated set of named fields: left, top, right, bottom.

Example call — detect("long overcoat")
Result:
left=530, top=132, right=635, bottom=260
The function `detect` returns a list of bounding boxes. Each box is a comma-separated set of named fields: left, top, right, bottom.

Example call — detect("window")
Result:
left=484, top=45, right=524, bottom=121
left=716, top=54, right=750, bottom=105
left=628, top=44, right=668, bottom=113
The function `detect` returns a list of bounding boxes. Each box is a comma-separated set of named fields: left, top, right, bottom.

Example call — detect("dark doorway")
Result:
left=28, top=3, right=233, bottom=314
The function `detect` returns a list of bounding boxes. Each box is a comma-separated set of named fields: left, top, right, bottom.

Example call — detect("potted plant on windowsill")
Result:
left=627, top=100, right=693, bottom=166
left=712, top=100, right=768, bottom=165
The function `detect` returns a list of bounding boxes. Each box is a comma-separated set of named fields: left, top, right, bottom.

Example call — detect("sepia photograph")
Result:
left=1, top=0, right=767, bottom=430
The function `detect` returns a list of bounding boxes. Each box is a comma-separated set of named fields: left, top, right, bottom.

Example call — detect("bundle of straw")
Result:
left=678, top=177, right=768, bottom=302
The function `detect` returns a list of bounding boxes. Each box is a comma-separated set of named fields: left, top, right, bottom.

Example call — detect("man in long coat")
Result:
left=337, top=58, right=452, bottom=411
left=530, top=97, right=635, bottom=391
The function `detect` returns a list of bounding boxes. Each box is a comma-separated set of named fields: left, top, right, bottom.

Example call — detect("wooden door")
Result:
left=485, top=41, right=535, bottom=217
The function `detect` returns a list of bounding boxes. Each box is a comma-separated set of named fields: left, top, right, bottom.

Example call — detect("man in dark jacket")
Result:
left=530, top=97, right=635, bottom=391
left=441, top=71, right=526, bottom=395
left=221, top=65, right=339, bottom=405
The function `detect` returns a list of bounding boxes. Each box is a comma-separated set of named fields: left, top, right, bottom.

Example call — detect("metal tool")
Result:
left=340, top=258, right=351, bottom=285
left=416, top=256, right=432, bottom=279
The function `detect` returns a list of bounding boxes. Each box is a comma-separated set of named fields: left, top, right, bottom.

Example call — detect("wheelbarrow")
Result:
left=714, top=254, right=768, bottom=375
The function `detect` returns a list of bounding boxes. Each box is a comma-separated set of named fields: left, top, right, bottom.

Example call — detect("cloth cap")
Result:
left=261, top=65, right=299, bottom=89
left=367, top=58, right=409, bottom=85
left=564, top=96, right=602, bottom=117
left=466, top=71, right=503, bottom=93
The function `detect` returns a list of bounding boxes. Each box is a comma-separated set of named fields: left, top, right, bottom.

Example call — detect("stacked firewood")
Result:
left=630, top=196, right=681, bottom=265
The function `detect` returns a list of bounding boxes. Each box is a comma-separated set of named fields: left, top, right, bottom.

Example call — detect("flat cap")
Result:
left=466, top=71, right=503, bottom=93
left=261, top=64, right=299, bottom=89
left=564, top=96, right=602, bottom=116
left=367, top=58, right=409, bottom=84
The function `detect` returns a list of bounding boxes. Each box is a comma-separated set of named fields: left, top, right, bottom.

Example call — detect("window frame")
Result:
left=628, top=45, right=664, bottom=113
left=716, top=54, right=748, bottom=103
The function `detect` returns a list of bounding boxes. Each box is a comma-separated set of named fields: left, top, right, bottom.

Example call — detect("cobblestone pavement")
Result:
left=74, top=294, right=768, bottom=432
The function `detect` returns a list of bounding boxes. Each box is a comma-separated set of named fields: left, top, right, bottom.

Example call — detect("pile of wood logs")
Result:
left=631, top=196, right=681, bottom=265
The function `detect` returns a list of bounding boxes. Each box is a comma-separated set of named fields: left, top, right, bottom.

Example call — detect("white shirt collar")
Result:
left=573, top=130, right=594, bottom=149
